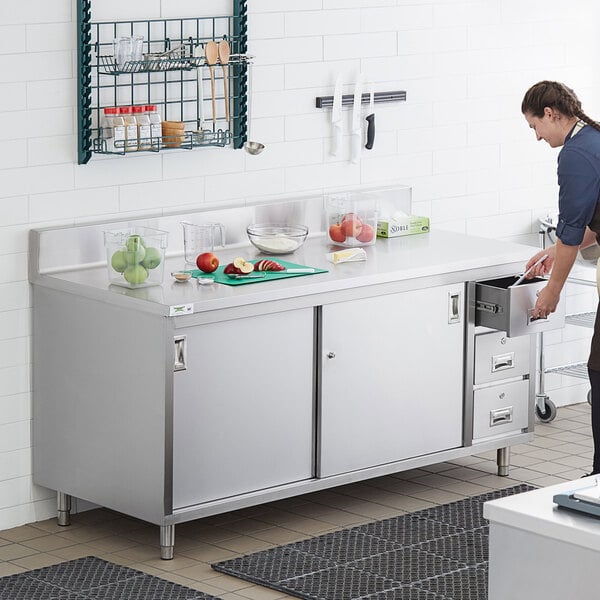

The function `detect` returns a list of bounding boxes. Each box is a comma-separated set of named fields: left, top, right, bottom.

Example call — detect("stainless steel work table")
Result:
left=30, top=220, right=539, bottom=559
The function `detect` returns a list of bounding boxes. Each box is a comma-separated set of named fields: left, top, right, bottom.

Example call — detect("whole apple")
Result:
left=328, top=223, right=346, bottom=244
left=141, top=246, right=162, bottom=269
left=196, top=252, right=219, bottom=273
left=123, top=264, right=149, bottom=285
left=341, top=213, right=363, bottom=238
left=356, top=223, right=375, bottom=243
left=111, top=249, right=128, bottom=273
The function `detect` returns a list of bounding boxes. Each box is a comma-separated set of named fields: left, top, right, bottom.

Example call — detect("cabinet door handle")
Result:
left=448, top=292, right=461, bottom=324
left=174, top=335, right=187, bottom=371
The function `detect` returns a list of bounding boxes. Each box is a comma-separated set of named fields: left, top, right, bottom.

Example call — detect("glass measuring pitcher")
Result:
left=181, top=221, right=226, bottom=265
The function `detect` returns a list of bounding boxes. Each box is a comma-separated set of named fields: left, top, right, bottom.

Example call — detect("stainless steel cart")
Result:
left=535, top=219, right=596, bottom=422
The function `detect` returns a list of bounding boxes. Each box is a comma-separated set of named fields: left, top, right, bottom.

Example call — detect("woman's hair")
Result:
left=521, top=80, right=600, bottom=132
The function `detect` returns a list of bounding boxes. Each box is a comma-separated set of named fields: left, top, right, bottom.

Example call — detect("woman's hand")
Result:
left=533, top=285, right=561, bottom=318
left=525, top=246, right=555, bottom=278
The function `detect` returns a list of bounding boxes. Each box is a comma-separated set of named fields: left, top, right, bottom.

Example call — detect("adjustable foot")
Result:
left=160, top=524, right=175, bottom=560
left=57, top=492, right=71, bottom=526
left=497, top=447, right=510, bottom=477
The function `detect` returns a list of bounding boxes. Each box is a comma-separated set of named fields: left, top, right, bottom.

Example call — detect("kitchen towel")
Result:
left=212, top=484, right=534, bottom=600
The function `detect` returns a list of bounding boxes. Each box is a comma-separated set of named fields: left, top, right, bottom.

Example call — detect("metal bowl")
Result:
left=247, top=223, right=308, bottom=255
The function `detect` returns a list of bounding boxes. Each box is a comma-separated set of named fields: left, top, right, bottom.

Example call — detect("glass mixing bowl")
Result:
left=247, top=223, right=308, bottom=255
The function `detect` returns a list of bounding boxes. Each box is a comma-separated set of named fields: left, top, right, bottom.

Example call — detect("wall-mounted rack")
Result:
left=76, top=0, right=249, bottom=165
left=316, top=90, right=406, bottom=109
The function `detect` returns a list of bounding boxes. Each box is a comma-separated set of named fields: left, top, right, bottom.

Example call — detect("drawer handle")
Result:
left=476, top=300, right=503, bottom=314
left=491, top=352, right=514, bottom=373
left=490, top=406, right=513, bottom=427
left=528, top=308, right=548, bottom=324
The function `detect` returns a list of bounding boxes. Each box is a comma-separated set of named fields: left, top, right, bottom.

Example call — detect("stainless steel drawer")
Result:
left=475, top=276, right=565, bottom=337
left=473, top=379, right=529, bottom=441
left=474, top=331, right=531, bottom=385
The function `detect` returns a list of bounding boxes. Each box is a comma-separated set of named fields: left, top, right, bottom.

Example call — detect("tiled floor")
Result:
left=0, top=402, right=594, bottom=599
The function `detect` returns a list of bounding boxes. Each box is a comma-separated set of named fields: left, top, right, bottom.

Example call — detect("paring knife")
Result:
left=351, top=73, right=364, bottom=164
left=331, top=73, right=343, bottom=156
left=365, top=83, right=375, bottom=150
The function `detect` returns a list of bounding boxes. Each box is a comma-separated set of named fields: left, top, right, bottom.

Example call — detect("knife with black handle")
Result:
left=365, top=85, right=375, bottom=150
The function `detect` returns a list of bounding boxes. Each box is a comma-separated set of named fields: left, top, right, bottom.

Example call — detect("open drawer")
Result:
left=475, top=276, right=565, bottom=337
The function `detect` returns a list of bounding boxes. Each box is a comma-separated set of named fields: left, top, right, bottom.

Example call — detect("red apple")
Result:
left=356, top=223, right=374, bottom=243
left=196, top=252, right=219, bottom=273
left=341, top=213, right=363, bottom=238
left=329, top=223, right=346, bottom=243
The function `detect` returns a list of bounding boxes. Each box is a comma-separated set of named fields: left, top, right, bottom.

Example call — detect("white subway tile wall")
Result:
left=0, top=0, right=599, bottom=532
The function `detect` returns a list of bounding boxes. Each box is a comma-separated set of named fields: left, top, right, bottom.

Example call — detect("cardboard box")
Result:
left=377, top=215, right=430, bottom=238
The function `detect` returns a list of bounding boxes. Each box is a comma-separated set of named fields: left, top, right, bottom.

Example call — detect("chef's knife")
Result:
left=331, top=73, right=343, bottom=156
left=365, top=83, right=375, bottom=150
left=351, top=73, right=364, bottom=164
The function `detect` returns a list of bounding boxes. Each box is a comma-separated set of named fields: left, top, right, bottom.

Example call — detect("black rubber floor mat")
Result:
left=212, top=484, right=535, bottom=600
left=0, top=556, right=221, bottom=600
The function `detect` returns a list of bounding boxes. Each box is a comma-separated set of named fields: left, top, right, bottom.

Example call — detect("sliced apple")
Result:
left=254, top=259, right=285, bottom=272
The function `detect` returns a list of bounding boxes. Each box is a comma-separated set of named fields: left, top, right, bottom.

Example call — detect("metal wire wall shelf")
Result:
left=77, top=1, right=249, bottom=164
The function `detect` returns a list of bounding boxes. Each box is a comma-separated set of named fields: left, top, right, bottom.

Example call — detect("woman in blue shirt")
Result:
left=522, top=81, right=600, bottom=475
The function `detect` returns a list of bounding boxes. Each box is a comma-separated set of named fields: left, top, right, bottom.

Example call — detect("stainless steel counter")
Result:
left=31, top=228, right=535, bottom=318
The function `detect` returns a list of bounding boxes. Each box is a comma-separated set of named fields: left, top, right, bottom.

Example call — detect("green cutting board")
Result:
left=186, top=259, right=328, bottom=286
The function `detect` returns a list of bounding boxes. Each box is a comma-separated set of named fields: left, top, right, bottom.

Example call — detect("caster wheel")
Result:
left=536, top=399, right=557, bottom=423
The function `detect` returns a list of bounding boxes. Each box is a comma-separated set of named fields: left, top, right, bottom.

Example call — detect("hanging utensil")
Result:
left=218, top=39, right=231, bottom=123
left=365, top=83, right=375, bottom=150
left=244, top=58, right=265, bottom=155
left=193, top=44, right=206, bottom=135
left=204, top=41, right=219, bottom=127
left=331, top=73, right=343, bottom=156
left=351, top=73, right=364, bottom=164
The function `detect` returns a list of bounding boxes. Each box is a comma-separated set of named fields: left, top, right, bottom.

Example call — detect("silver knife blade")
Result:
left=331, top=73, right=343, bottom=156
left=351, top=73, right=364, bottom=164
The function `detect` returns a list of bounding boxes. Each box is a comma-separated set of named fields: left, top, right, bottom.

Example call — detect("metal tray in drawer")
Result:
left=474, top=331, right=531, bottom=385
left=475, top=275, right=565, bottom=337
left=473, top=379, right=529, bottom=441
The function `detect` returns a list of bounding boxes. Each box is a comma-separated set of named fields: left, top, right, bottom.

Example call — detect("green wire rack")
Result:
left=77, top=0, right=248, bottom=164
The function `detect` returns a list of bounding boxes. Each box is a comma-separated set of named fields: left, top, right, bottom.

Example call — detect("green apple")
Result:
left=125, top=246, right=146, bottom=265
left=110, top=249, right=128, bottom=273
left=123, top=264, right=148, bottom=285
left=141, top=246, right=162, bottom=270
left=126, top=234, right=145, bottom=251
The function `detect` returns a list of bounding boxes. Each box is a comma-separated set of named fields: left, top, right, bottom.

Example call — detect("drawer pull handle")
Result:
left=528, top=308, right=548, bottom=324
left=477, top=300, right=503, bottom=314
left=490, top=406, right=513, bottom=427
left=492, top=352, right=514, bottom=373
